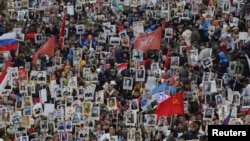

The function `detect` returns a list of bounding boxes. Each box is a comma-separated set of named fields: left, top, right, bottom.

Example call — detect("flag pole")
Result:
left=169, top=115, right=174, bottom=129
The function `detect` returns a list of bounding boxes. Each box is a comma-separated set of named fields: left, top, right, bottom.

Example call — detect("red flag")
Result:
left=58, top=15, right=66, bottom=49
left=32, top=37, right=56, bottom=66
left=134, top=27, right=162, bottom=52
left=155, top=92, right=184, bottom=117
left=164, top=47, right=171, bottom=69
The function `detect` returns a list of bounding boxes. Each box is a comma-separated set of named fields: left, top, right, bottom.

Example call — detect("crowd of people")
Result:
left=1, top=0, right=250, bottom=141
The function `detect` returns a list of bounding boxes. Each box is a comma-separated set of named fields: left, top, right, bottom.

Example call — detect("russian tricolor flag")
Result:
left=0, top=32, right=18, bottom=51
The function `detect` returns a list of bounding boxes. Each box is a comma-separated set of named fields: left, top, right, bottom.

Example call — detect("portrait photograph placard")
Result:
left=164, top=28, right=173, bottom=38
left=229, top=61, right=237, bottom=73
left=35, top=34, right=43, bottom=44
left=121, top=36, right=130, bottom=47
left=109, top=37, right=121, bottom=46
left=132, top=49, right=143, bottom=61
left=125, top=110, right=136, bottom=126
left=146, top=114, right=157, bottom=126
left=75, top=24, right=85, bottom=35
left=203, top=108, right=214, bottom=121
left=98, top=32, right=107, bottom=43
left=136, top=69, right=145, bottom=81
left=107, top=97, right=117, bottom=111
left=201, top=57, right=213, bottom=68
left=123, top=77, right=133, bottom=90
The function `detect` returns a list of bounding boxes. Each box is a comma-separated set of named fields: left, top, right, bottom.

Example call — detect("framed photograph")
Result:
left=151, top=62, right=159, bottom=71
left=146, top=114, right=157, bottom=126
left=35, top=34, right=43, bottom=44
left=157, top=116, right=167, bottom=127
left=161, top=2, right=169, bottom=12
left=165, top=28, right=173, bottom=38
left=1, top=112, right=10, bottom=124
left=229, top=61, right=236, bottom=73
left=100, top=51, right=110, bottom=60
left=202, top=81, right=211, bottom=93
left=23, top=106, right=32, bottom=116
left=68, top=77, right=77, bottom=88
left=132, top=49, right=143, bottom=61
left=127, top=128, right=136, bottom=140
left=203, top=108, right=214, bottom=121
left=15, top=32, right=25, bottom=41
left=235, top=64, right=243, bottom=75
left=91, top=106, right=100, bottom=120
left=201, top=57, right=213, bottom=68
left=143, top=88, right=152, bottom=99
left=184, top=100, right=188, bottom=112
left=62, top=86, right=72, bottom=97
left=232, top=92, right=240, bottom=106
left=84, top=90, right=94, bottom=101
left=130, top=99, right=139, bottom=111
left=33, top=103, right=43, bottom=117
left=65, top=121, right=73, bottom=132
left=107, top=97, right=117, bottom=111
left=136, top=69, right=145, bottom=81
left=17, top=11, right=26, bottom=21
left=119, top=30, right=127, bottom=39
left=16, top=122, right=27, bottom=134
left=146, top=10, right=154, bottom=19
left=123, top=77, right=133, bottom=90
left=170, top=56, right=179, bottom=68
left=75, top=24, right=85, bottom=35
left=125, top=111, right=136, bottom=126
left=79, top=127, right=89, bottom=138
left=54, top=57, right=61, bottom=66
left=215, top=94, right=223, bottom=105
left=218, top=105, right=228, bottom=122
left=121, top=36, right=130, bottom=47
left=40, top=120, right=48, bottom=131
left=223, top=3, right=230, bottom=13
left=82, top=102, right=93, bottom=116
left=242, top=89, right=250, bottom=108
left=216, top=79, right=223, bottom=90
left=57, top=121, right=65, bottom=132
left=21, top=136, right=29, bottom=141
left=75, top=4, right=82, bottom=12
left=82, top=67, right=91, bottom=78
left=37, top=71, right=46, bottom=84
left=71, top=113, right=80, bottom=124
left=95, top=90, right=104, bottom=103
left=109, top=37, right=121, bottom=46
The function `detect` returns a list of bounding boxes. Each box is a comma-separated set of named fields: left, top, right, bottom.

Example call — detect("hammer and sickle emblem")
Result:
left=172, top=97, right=180, bottom=104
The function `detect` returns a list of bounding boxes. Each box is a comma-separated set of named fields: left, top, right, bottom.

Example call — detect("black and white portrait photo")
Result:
left=158, top=116, right=166, bottom=127
left=203, top=108, right=214, bottom=120
left=146, top=114, right=156, bottom=126
left=170, top=56, right=179, bottom=67
left=201, top=57, right=213, bottom=68
left=215, top=94, right=223, bottom=105
left=123, top=77, right=133, bottom=90
left=165, top=28, right=173, bottom=38
left=98, top=32, right=107, bottom=43
left=151, top=62, right=159, bottom=71
left=133, top=49, right=143, bottom=61
left=130, top=99, right=138, bottom=111
left=125, top=111, right=135, bottom=126
left=109, top=37, right=121, bottom=46
left=35, top=34, right=43, bottom=44
left=136, top=69, right=145, bottom=81
left=76, top=24, right=85, bottom=35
